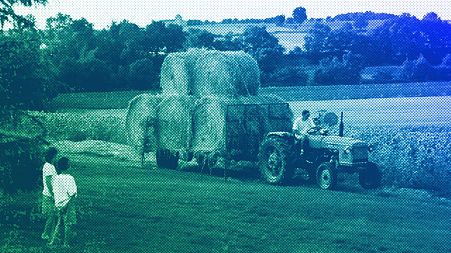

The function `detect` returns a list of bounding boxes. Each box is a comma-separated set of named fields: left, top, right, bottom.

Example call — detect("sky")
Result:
left=17, top=0, right=451, bottom=29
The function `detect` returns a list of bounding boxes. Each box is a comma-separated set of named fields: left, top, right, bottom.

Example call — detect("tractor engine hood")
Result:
left=309, top=135, right=368, bottom=150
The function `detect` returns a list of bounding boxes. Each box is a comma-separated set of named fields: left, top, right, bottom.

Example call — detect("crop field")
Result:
left=290, top=96, right=451, bottom=127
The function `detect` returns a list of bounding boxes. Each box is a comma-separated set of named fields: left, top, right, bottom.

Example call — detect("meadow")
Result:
left=1, top=153, right=450, bottom=253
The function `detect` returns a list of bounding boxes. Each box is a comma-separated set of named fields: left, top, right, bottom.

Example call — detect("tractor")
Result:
left=258, top=111, right=382, bottom=190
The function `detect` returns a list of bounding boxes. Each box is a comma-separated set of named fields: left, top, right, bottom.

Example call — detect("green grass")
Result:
left=1, top=153, right=450, bottom=252
left=47, top=81, right=451, bottom=110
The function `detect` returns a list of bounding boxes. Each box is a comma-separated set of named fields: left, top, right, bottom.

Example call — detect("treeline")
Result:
left=1, top=12, right=451, bottom=109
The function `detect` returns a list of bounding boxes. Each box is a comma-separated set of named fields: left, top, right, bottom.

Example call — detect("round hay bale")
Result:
left=193, top=51, right=238, bottom=97
left=160, top=48, right=208, bottom=95
left=125, top=94, right=163, bottom=153
left=160, top=52, right=190, bottom=95
left=191, top=96, right=231, bottom=153
left=313, top=110, right=338, bottom=128
left=223, top=51, right=261, bottom=96
left=157, top=95, right=196, bottom=151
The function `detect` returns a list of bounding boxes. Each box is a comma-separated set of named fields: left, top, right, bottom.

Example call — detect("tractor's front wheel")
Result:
left=359, top=162, right=382, bottom=189
left=316, top=162, right=337, bottom=190
left=156, top=149, right=179, bottom=170
left=258, top=136, right=294, bottom=185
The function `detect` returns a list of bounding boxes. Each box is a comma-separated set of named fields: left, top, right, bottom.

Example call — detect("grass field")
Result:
left=47, top=81, right=451, bottom=109
left=1, top=152, right=450, bottom=252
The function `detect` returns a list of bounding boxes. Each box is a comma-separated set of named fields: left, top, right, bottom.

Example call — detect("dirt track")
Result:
left=1, top=153, right=450, bottom=253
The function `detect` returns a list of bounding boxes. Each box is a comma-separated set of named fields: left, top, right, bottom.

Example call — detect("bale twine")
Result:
left=125, top=94, right=163, bottom=153
left=157, top=95, right=195, bottom=151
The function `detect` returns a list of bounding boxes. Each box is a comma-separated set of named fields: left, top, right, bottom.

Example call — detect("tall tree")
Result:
left=1, top=0, right=47, bottom=29
left=292, top=7, right=307, bottom=24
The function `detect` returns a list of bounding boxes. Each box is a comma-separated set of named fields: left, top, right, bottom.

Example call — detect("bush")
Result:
left=33, top=111, right=126, bottom=144
left=313, top=52, right=363, bottom=85
left=266, top=67, right=308, bottom=86
left=0, top=137, right=46, bottom=193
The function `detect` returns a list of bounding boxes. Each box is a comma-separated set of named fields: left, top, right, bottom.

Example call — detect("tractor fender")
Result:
left=265, top=131, right=294, bottom=141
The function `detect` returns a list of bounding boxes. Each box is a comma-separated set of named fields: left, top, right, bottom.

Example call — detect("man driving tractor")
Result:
left=292, top=110, right=316, bottom=155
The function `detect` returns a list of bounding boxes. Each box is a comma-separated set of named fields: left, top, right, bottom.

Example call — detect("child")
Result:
left=41, top=147, right=58, bottom=241
left=49, top=157, right=77, bottom=248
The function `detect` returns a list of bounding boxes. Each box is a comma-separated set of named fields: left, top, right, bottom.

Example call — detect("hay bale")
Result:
left=157, top=95, right=195, bottom=151
left=125, top=94, right=163, bottom=152
left=193, top=50, right=261, bottom=97
left=161, top=49, right=261, bottom=96
left=223, top=51, right=261, bottom=96
left=160, top=48, right=208, bottom=95
left=160, top=52, right=191, bottom=95
left=191, top=96, right=232, bottom=153
left=193, top=51, right=238, bottom=96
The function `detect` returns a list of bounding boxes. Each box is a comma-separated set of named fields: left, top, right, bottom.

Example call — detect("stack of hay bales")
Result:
left=126, top=49, right=293, bottom=163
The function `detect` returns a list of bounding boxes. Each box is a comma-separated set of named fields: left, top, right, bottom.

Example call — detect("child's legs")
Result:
left=63, top=223, right=73, bottom=246
left=43, top=214, right=57, bottom=238
left=49, top=215, right=62, bottom=245
left=63, top=201, right=77, bottom=246
left=41, top=195, right=57, bottom=238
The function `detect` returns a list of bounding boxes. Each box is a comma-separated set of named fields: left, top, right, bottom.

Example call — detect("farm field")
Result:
left=1, top=153, right=450, bottom=253
left=50, top=96, right=451, bottom=128
left=290, top=96, right=451, bottom=127
left=47, top=81, right=451, bottom=110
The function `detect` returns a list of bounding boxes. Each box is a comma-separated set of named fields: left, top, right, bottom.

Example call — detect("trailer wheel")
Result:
left=359, top=162, right=381, bottom=189
left=316, top=162, right=337, bottom=190
left=258, top=136, right=294, bottom=185
left=156, top=149, right=179, bottom=170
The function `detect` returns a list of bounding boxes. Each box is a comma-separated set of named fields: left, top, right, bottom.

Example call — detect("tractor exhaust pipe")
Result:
left=339, top=112, right=344, bottom=137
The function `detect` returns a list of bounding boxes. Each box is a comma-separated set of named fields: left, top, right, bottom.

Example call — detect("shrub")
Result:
left=267, top=67, right=308, bottom=86
left=313, top=52, right=363, bottom=85
left=0, top=137, right=46, bottom=193
left=32, top=111, right=126, bottom=144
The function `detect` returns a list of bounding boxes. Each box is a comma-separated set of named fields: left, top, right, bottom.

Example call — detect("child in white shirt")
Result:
left=41, top=147, right=58, bottom=241
left=49, top=157, right=77, bottom=248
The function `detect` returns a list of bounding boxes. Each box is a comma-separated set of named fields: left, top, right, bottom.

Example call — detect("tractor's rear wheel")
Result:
left=359, top=162, right=382, bottom=189
left=258, top=136, right=294, bottom=185
left=156, top=149, right=179, bottom=170
left=316, top=162, right=337, bottom=190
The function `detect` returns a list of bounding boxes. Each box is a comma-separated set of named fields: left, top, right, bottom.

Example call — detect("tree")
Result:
left=240, top=26, right=284, bottom=72
left=184, top=28, right=216, bottom=49
left=304, top=23, right=331, bottom=53
left=1, top=0, right=47, bottom=29
left=292, top=7, right=307, bottom=24
left=0, top=30, right=54, bottom=109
